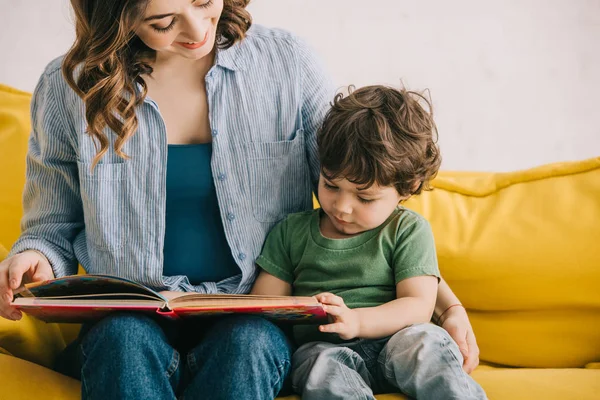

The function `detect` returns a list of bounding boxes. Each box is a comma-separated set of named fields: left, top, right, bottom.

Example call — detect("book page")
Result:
left=14, top=274, right=165, bottom=302
left=169, top=293, right=320, bottom=308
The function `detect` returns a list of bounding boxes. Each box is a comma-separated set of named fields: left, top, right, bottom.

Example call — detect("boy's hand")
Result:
left=315, top=292, right=361, bottom=340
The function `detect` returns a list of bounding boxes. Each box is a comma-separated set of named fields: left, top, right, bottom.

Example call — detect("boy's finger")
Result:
left=320, top=294, right=343, bottom=306
left=323, top=304, right=343, bottom=317
left=314, top=292, right=335, bottom=302
left=319, top=322, right=344, bottom=333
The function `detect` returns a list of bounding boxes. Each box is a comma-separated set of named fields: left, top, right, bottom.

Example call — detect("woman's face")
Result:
left=135, top=0, right=224, bottom=61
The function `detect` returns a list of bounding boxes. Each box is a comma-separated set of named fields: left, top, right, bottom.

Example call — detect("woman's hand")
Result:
left=315, top=292, right=361, bottom=340
left=440, top=306, right=480, bottom=374
left=0, top=250, right=54, bottom=321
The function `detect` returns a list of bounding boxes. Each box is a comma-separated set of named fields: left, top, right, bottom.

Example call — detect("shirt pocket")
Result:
left=245, top=129, right=312, bottom=222
left=77, top=161, right=128, bottom=251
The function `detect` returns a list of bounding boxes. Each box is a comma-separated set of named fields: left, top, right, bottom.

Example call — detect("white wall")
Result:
left=1, top=0, right=598, bottom=171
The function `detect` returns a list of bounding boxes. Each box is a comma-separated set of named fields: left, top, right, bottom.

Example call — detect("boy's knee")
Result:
left=295, top=344, right=363, bottom=373
left=386, top=323, right=454, bottom=357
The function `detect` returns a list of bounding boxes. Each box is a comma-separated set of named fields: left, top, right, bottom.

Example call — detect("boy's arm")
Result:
left=251, top=269, right=292, bottom=296
left=318, top=275, right=438, bottom=340
left=355, top=276, right=437, bottom=338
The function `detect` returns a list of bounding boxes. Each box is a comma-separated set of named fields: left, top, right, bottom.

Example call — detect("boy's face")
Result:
left=318, top=174, right=405, bottom=238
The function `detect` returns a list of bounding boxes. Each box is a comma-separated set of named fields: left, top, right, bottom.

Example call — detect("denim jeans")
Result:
left=54, top=313, right=294, bottom=400
left=292, top=323, right=487, bottom=400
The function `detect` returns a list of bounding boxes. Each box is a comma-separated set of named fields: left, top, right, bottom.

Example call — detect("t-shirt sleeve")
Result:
left=393, top=217, right=441, bottom=284
left=255, top=218, right=295, bottom=284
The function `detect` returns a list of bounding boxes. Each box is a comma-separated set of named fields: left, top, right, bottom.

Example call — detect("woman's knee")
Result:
left=81, top=312, right=166, bottom=351
left=207, top=315, right=291, bottom=355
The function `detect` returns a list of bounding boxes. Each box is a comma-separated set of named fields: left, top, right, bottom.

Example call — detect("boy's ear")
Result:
left=413, top=181, right=423, bottom=191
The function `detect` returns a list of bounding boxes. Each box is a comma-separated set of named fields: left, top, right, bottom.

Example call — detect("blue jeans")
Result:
left=54, top=313, right=294, bottom=400
left=292, top=323, right=487, bottom=400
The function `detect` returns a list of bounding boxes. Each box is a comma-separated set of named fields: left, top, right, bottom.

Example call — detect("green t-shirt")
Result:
left=256, top=207, right=440, bottom=344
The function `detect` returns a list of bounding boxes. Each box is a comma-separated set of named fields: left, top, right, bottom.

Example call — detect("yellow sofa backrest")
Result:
left=1, top=83, right=599, bottom=369
left=0, top=84, right=29, bottom=248
left=403, top=161, right=600, bottom=368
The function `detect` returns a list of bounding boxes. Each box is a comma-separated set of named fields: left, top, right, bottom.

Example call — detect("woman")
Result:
left=0, top=0, right=479, bottom=398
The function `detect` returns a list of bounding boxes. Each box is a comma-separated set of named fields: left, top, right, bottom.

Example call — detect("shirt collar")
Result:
left=214, top=39, right=248, bottom=71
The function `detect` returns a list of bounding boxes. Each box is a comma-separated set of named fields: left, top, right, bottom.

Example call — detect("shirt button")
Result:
left=217, top=173, right=227, bottom=181
left=239, top=253, right=247, bottom=260
left=211, top=129, right=218, bottom=137
left=226, top=212, right=235, bottom=221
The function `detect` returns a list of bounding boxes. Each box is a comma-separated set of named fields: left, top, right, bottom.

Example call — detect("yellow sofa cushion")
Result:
left=0, top=84, right=30, bottom=249
left=1, top=353, right=598, bottom=400
left=0, top=354, right=80, bottom=400
left=0, top=243, right=67, bottom=368
left=0, top=243, right=7, bottom=263
left=403, top=158, right=600, bottom=368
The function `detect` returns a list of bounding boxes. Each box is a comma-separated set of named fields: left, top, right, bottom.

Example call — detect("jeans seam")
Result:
left=272, top=359, right=290, bottom=392
left=79, top=343, right=91, bottom=399
left=166, top=349, right=180, bottom=379
left=440, top=335, right=474, bottom=396
left=337, top=350, right=372, bottom=400
left=379, top=343, right=418, bottom=399
left=187, top=351, right=198, bottom=376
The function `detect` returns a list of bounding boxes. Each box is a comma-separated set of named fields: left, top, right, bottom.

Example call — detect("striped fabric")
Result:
left=8, top=25, right=334, bottom=294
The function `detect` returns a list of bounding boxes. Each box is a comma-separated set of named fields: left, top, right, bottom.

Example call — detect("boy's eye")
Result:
left=324, top=182, right=338, bottom=191
left=358, top=197, right=375, bottom=204
left=152, top=18, right=176, bottom=33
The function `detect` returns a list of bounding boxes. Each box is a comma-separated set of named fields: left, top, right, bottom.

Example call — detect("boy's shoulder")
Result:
left=386, top=207, right=432, bottom=238
left=266, top=209, right=317, bottom=250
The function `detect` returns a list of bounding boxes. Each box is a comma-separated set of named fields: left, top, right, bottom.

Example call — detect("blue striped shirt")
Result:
left=8, top=25, right=334, bottom=294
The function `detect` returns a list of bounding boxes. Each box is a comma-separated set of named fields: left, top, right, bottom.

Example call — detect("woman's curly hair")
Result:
left=62, top=0, right=251, bottom=168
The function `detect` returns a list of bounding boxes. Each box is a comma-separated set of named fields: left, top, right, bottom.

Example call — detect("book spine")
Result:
left=156, top=305, right=180, bottom=320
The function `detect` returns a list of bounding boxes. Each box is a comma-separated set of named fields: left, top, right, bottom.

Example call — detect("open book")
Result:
left=12, top=274, right=326, bottom=323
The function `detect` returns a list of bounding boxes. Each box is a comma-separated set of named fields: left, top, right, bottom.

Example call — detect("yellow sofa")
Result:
left=1, top=83, right=599, bottom=399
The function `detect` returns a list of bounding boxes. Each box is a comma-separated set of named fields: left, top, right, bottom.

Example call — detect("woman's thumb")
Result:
left=31, top=272, right=52, bottom=282
left=31, top=257, right=53, bottom=283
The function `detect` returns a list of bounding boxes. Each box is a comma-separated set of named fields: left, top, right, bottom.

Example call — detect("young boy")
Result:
left=251, top=85, right=486, bottom=400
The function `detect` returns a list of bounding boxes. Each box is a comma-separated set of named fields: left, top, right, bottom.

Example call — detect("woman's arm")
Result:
left=7, top=67, right=83, bottom=277
left=434, top=277, right=462, bottom=318
left=435, top=277, right=480, bottom=373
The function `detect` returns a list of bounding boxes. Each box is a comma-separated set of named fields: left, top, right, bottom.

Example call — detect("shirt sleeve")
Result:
left=8, top=66, right=83, bottom=278
left=296, top=36, right=335, bottom=195
left=255, top=217, right=295, bottom=284
left=392, top=217, right=441, bottom=284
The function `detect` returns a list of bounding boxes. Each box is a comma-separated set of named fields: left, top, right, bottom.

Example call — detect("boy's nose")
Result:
left=333, top=197, right=352, bottom=215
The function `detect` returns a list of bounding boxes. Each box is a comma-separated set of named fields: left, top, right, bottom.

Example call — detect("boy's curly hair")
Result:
left=317, top=85, right=442, bottom=198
